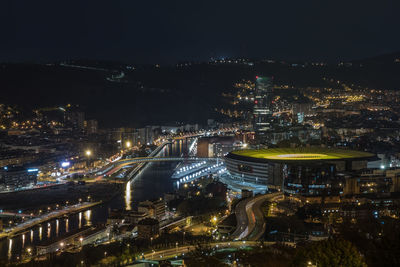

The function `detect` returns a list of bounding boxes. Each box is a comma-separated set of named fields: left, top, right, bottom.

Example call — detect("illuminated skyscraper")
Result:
left=65, top=111, right=85, bottom=131
left=85, top=119, right=98, bottom=135
left=253, top=76, right=273, bottom=141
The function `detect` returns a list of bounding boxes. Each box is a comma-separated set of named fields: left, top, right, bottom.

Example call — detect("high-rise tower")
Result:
left=253, top=76, right=273, bottom=141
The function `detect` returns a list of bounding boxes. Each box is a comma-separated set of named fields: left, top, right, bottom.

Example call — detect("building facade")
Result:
left=224, top=148, right=374, bottom=196
left=137, top=218, right=159, bottom=239
left=253, top=76, right=274, bottom=141
left=0, top=166, right=38, bottom=191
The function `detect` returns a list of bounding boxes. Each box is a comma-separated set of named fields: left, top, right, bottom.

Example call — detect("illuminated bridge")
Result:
left=118, top=157, right=216, bottom=164
left=96, top=139, right=220, bottom=180
left=96, top=157, right=218, bottom=178
left=166, top=127, right=238, bottom=140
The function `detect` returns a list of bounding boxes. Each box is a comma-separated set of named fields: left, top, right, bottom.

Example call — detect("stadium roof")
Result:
left=228, top=148, right=374, bottom=163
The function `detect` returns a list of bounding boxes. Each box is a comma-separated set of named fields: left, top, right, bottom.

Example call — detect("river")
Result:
left=0, top=139, right=188, bottom=262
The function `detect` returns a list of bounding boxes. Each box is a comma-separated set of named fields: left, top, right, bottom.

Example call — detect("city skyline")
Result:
left=1, top=1, right=400, bottom=266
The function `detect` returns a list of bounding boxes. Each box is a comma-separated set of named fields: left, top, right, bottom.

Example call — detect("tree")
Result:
left=184, top=243, right=229, bottom=267
left=291, top=238, right=367, bottom=267
left=337, top=216, right=400, bottom=266
left=236, top=244, right=296, bottom=267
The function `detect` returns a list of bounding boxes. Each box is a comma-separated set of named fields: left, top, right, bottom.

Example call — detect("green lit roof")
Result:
left=230, top=148, right=374, bottom=161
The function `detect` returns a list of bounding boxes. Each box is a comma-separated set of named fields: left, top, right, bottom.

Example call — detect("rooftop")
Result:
left=229, top=148, right=374, bottom=162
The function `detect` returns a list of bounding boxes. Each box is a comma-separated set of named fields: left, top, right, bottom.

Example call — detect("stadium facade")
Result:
left=224, top=148, right=374, bottom=195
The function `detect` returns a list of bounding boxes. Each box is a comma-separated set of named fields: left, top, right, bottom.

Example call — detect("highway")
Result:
left=140, top=241, right=271, bottom=261
left=247, top=194, right=274, bottom=241
left=231, top=192, right=282, bottom=241
left=230, top=197, right=252, bottom=239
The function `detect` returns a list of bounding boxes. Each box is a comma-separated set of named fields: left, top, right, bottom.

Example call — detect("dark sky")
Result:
left=1, top=0, right=399, bottom=64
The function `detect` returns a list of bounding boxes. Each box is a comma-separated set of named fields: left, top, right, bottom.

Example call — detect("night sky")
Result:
left=1, top=0, right=399, bottom=64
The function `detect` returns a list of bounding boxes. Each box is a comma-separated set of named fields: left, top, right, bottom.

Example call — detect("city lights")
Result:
left=0, top=8, right=398, bottom=266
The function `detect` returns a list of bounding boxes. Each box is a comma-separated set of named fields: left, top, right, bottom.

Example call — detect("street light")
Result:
left=308, top=261, right=317, bottom=267
left=211, top=216, right=218, bottom=225
left=126, top=141, right=131, bottom=149
left=85, top=150, right=92, bottom=170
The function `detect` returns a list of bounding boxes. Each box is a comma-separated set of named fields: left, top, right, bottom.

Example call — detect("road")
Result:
left=231, top=192, right=282, bottom=241
left=230, top=197, right=252, bottom=239
left=246, top=195, right=272, bottom=241
left=141, top=241, right=270, bottom=261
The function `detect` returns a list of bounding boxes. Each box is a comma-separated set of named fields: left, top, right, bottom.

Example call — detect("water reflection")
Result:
left=65, top=219, right=69, bottom=232
left=125, top=181, right=132, bottom=210
left=84, top=210, right=92, bottom=226
left=78, top=212, right=82, bottom=228
left=47, top=223, right=51, bottom=238
left=39, top=226, right=42, bottom=241
left=8, top=239, right=12, bottom=260
left=56, top=219, right=59, bottom=236
left=22, top=234, right=25, bottom=248
left=30, top=230, right=33, bottom=242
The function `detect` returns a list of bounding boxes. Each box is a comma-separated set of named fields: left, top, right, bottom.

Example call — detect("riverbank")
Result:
left=0, top=201, right=102, bottom=240
left=0, top=181, right=122, bottom=211
left=0, top=140, right=186, bottom=262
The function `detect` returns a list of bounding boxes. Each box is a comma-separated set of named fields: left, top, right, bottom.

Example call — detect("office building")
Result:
left=65, top=111, right=85, bottom=131
left=0, top=166, right=38, bottom=191
left=138, top=199, right=166, bottom=220
left=197, top=136, right=241, bottom=158
left=253, top=76, right=274, bottom=141
left=85, top=119, right=98, bottom=135
left=137, top=218, right=159, bottom=239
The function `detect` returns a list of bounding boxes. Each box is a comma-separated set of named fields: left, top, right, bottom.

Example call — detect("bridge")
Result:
left=118, top=157, right=216, bottom=164
left=96, top=128, right=239, bottom=178
left=165, top=127, right=238, bottom=140
left=96, top=138, right=222, bottom=180
left=97, top=156, right=218, bottom=178
left=0, top=211, right=36, bottom=218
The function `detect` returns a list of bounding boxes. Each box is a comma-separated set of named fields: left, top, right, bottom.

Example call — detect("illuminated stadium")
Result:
left=224, top=148, right=374, bottom=195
